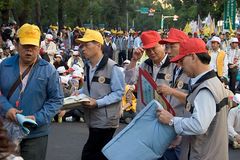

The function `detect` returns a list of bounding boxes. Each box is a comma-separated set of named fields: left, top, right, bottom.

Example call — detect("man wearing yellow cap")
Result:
left=76, top=29, right=125, bottom=160
left=0, top=23, right=64, bottom=160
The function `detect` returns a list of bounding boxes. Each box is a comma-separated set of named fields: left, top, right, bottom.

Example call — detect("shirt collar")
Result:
left=190, top=69, right=212, bottom=85
left=87, top=55, right=104, bottom=69
left=153, top=54, right=167, bottom=68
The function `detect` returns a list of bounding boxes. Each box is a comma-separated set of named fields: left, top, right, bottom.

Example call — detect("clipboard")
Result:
left=139, top=68, right=175, bottom=116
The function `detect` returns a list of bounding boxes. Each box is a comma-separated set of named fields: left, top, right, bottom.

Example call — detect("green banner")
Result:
left=224, top=0, right=236, bottom=30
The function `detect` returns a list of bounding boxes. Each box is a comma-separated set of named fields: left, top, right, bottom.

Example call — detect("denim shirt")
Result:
left=0, top=55, right=64, bottom=138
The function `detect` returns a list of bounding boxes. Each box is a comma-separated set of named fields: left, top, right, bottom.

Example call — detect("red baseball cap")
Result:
left=140, top=30, right=161, bottom=49
left=160, top=28, right=189, bottom=44
left=170, top=38, right=208, bottom=63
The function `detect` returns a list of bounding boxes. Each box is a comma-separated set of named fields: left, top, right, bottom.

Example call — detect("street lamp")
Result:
left=161, top=15, right=179, bottom=30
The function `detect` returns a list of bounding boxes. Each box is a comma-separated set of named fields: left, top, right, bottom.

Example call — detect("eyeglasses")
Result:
left=80, top=41, right=97, bottom=48
left=21, top=45, right=39, bottom=50
left=165, top=44, right=179, bottom=50
left=178, top=54, right=193, bottom=64
left=145, top=46, right=159, bottom=53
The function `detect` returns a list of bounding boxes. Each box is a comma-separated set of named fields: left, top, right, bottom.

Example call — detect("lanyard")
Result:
left=16, top=61, right=36, bottom=108
left=172, top=66, right=183, bottom=88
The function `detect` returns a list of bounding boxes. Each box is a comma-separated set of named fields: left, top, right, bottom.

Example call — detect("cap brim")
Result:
left=75, top=37, right=93, bottom=43
left=142, top=41, right=159, bottom=49
left=170, top=54, right=187, bottom=63
left=211, top=40, right=220, bottom=43
left=159, top=39, right=179, bottom=44
left=20, top=38, right=39, bottom=47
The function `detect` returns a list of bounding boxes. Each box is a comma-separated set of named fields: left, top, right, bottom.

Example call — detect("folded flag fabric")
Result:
left=102, top=100, right=177, bottom=160
left=16, top=114, right=38, bottom=135
left=3, top=118, right=26, bottom=141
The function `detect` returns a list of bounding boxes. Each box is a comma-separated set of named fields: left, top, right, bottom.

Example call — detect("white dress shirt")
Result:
left=228, top=106, right=240, bottom=140
left=209, top=49, right=228, bottom=77
left=227, top=48, right=240, bottom=66
left=152, top=55, right=167, bottom=80
left=173, top=70, right=216, bottom=135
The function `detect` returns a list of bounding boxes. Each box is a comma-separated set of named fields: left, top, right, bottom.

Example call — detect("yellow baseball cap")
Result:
left=17, top=23, right=41, bottom=47
left=76, top=29, right=104, bottom=45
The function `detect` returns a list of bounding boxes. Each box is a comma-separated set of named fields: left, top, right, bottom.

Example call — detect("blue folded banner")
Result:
left=102, top=100, right=177, bottom=160
left=16, top=114, right=38, bottom=135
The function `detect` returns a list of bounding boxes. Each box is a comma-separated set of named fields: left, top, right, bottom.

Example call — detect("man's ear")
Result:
left=192, top=54, right=198, bottom=62
left=97, top=43, right=102, bottom=48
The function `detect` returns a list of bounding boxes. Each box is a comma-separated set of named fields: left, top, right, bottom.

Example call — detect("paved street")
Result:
left=46, top=122, right=240, bottom=160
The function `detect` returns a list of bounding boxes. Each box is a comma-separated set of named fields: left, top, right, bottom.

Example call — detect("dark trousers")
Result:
left=118, top=50, right=126, bottom=66
left=158, top=147, right=180, bottom=160
left=82, top=128, right=116, bottom=160
left=20, top=135, right=48, bottom=160
left=229, top=67, right=238, bottom=93
left=128, top=49, right=133, bottom=60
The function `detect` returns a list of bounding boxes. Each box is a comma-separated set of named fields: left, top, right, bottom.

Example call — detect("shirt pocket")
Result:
left=34, top=77, right=47, bottom=93
left=106, top=105, right=120, bottom=120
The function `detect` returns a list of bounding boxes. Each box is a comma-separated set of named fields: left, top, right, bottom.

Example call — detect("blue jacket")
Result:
left=0, top=55, right=64, bottom=138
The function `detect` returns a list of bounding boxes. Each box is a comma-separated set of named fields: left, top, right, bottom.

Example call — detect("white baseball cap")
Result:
left=55, top=54, right=63, bottom=59
left=10, top=45, right=15, bottom=51
left=211, top=36, right=221, bottom=44
left=233, top=93, right=240, bottom=104
left=123, top=60, right=131, bottom=64
left=57, top=66, right=66, bottom=74
left=229, top=37, right=239, bottom=44
left=73, top=51, right=79, bottom=56
left=73, top=46, right=79, bottom=51
left=45, top=34, right=53, bottom=40
left=60, top=76, right=69, bottom=85
left=72, top=70, right=84, bottom=78
left=71, top=64, right=82, bottom=71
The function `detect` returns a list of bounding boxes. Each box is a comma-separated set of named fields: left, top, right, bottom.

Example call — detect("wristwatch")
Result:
left=169, top=118, right=174, bottom=126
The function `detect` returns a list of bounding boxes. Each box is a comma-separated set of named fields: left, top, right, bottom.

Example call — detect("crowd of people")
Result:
left=0, top=21, right=240, bottom=160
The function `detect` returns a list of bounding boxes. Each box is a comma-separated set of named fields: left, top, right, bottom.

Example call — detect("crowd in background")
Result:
left=1, top=21, right=240, bottom=159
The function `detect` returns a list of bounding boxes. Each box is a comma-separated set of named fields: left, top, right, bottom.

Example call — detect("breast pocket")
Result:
left=106, top=105, right=120, bottom=120
left=34, top=77, right=47, bottom=93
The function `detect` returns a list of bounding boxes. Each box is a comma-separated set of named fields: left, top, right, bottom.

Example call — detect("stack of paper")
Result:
left=61, top=94, right=90, bottom=110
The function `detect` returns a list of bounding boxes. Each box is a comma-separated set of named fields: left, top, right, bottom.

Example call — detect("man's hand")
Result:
left=82, top=98, right=97, bottom=109
left=235, top=134, right=240, bottom=144
left=25, top=115, right=36, bottom=121
left=131, top=47, right=144, bottom=62
left=169, top=136, right=182, bottom=148
left=58, top=110, right=66, bottom=118
left=6, top=108, right=23, bottom=122
left=71, top=90, right=80, bottom=96
left=156, top=108, right=174, bottom=125
left=156, top=84, right=174, bottom=96
left=229, top=64, right=237, bottom=69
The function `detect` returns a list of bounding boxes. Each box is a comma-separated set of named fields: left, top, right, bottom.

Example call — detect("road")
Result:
left=46, top=122, right=240, bottom=160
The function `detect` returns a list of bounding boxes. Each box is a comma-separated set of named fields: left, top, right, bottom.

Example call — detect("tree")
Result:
left=35, top=0, right=41, bottom=27
left=0, top=0, right=11, bottom=24
left=58, top=0, right=64, bottom=33
left=0, top=0, right=237, bottom=31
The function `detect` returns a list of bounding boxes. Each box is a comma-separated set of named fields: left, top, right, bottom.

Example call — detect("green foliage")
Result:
left=0, top=0, right=12, bottom=10
left=0, top=0, right=238, bottom=30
